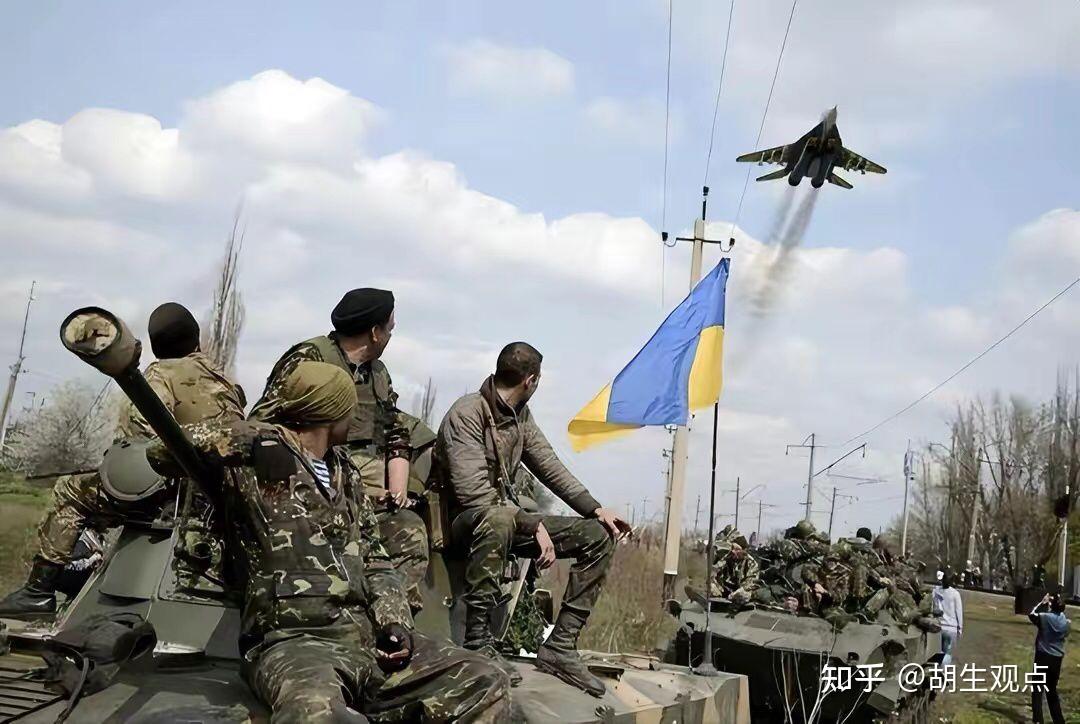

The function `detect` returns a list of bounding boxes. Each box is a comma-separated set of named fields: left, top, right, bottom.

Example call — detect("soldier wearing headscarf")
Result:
left=0, top=302, right=245, bottom=618
left=149, top=361, right=511, bottom=722
left=250, top=288, right=430, bottom=611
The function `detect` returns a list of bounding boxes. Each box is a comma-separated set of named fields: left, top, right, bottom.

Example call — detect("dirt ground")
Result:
left=935, top=589, right=1079, bottom=723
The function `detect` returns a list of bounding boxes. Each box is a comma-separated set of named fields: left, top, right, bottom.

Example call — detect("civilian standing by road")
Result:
left=1028, top=591, right=1070, bottom=724
left=933, top=572, right=963, bottom=665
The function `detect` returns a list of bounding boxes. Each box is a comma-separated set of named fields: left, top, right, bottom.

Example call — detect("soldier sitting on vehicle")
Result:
left=435, top=342, right=629, bottom=697
left=709, top=526, right=759, bottom=606
left=0, top=303, right=245, bottom=618
left=149, top=361, right=512, bottom=722
left=251, top=288, right=430, bottom=613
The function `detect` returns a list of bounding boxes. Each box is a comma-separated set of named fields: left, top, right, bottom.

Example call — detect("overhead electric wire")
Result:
left=840, top=272, right=1080, bottom=446
left=702, top=0, right=737, bottom=187
left=659, top=0, right=675, bottom=306
left=728, top=0, right=799, bottom=240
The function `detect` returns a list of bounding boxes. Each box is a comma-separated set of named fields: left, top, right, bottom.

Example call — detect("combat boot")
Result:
left=536, top=605, right=606, bottom=697
left=0, top=557, right=63, bottom=618
left=463, top=605, right=522, bottom=686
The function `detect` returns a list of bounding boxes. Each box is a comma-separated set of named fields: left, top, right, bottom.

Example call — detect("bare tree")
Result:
left=411, top=377, right=438, bottom=427
left=906, top=374, right=1080, bottom=586
left=0, top=380, right=117, bottom=476
left=202, top=211, right=246, bottom=376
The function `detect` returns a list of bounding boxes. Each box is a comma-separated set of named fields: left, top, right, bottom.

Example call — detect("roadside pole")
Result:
left=660, top=218, right=703, bottom=598
left=901, top=441, right=912, bottom=557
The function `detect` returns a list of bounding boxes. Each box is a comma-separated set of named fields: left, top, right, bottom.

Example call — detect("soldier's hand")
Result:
left=376, top=623, right=414, bottom=672
left=387, top=476, right=410, bottom=509
left=593, top=507, right=632, bottom=540
left=535, top=523, right=556, bottom=570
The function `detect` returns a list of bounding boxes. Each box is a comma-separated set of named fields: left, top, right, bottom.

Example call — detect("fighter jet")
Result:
left=735, top=107, right=885, bottom=189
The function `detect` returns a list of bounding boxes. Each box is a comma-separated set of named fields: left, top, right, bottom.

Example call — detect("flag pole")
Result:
left=694, top=186, right=720, bottom=677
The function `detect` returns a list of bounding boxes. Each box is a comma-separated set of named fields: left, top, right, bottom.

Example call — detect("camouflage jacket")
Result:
left=249, top=334, right=410, bottom=462
left=147, top=420, right=412, bottom=652
left=712, top=553, right=760, bottom=596
left=434, top=376, right=600, bottom=534
left=119, top=351, right=246, bottom=439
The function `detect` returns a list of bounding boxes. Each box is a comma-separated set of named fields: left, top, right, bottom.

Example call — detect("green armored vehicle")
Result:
left=0, top=306, right=749, bottom=723
left=664, top=589, right=940, bottom=723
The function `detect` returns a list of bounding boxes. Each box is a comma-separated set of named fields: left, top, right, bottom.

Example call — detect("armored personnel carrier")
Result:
left=0, top=306, right=748, bottom=723
left=664, top=589, right=940, bottom=723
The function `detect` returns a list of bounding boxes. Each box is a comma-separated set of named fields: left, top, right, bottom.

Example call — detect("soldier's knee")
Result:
left=580, top=519, right=616, bottom=560
left=476, top=507, right=517, bottom=542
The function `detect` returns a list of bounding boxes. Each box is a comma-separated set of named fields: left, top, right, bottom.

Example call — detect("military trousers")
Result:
left=374, top=507, right=429, bottom=610
left=34, top=472, right=164, bottom=566
left=248, top=623, right=511, bottom=723
left=451, top=506, right=615, bottom=617
left=349, top=448, right=431, bottom=610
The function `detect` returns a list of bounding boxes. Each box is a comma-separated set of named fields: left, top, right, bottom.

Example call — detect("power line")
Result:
left=702, top=0, right=737, bottom=187
left=659, top=0, right=675, bottom=307
left=841, top=272, right=1080, bottom=446
left=728, top=0, right=799, bottom=240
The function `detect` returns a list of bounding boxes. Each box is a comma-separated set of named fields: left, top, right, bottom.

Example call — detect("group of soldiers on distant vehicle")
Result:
left=1, top=287, right=633, bottom=721
left=710, top=520, right=941, bottom=633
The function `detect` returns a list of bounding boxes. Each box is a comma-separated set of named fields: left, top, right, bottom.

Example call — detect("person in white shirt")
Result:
left=932, top=572, right=964, bottom=665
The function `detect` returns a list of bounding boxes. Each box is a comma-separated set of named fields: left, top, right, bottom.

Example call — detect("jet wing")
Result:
left=736, top=144, right=790, bottom=165
left=836, top=147, right=886, bottom=174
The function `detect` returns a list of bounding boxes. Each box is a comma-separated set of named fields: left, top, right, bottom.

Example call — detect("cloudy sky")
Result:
left=3, top=1, right=1080, bottom=542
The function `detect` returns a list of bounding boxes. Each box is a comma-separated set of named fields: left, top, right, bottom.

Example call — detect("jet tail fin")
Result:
left=756, top=168, right=790, bottom=182
left=827, top=171, right=853, bottom=189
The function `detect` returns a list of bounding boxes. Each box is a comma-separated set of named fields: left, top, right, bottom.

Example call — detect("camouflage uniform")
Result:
left=148, top=420, right=510, bottom=723
left=709, top=527, right=759, bottom=604
left=251, top=335, right=429, bottom=607
left=35, top=352, right=245, bottom=566
left=435, top=376, right=614, bottom=641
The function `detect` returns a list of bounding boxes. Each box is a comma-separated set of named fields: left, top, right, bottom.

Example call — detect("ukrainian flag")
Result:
left=568, top=258, right=729, bottom=451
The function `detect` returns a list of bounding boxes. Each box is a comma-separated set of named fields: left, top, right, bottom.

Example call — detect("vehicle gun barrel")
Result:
left=59, top=306, right=218, bottom=505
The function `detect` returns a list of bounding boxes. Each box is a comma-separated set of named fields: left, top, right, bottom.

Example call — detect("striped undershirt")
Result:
left=308, top=458, right=336, bottom=499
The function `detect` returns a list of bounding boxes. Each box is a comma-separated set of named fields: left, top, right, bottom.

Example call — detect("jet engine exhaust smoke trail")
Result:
left=766, top=184, right=798, bottom=245
left=749, top=186, right=820, bottom=320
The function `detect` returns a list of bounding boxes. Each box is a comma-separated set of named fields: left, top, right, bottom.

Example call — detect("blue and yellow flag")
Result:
left=568, top=258, right=729, bottom=451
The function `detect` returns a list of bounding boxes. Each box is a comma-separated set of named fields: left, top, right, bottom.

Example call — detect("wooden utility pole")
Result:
left=0, top=281, right=35, bottom=451
left=660, top=190, right=730, bottom=600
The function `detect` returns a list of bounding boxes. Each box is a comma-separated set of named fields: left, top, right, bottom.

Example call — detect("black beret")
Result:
left=856, top=527, right=873, bottom=542
left=331, top=288, right=394, bottom=335
left=148, top=302, right=200, bottom=359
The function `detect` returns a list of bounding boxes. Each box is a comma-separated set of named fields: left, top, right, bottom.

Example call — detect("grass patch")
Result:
left=0, top=492, right=49, bottom=594
left=557, top=538, right=708, bottom=655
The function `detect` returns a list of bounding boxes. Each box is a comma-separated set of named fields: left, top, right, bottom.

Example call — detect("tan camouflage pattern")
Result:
left=709, top=552, right=759, bottom=604
left=32, top=352, right=245, bottom=567
left=435, top=377, right=600, bottom=524
left=146, top=419, right=413, bottom=641
left=119, top=351, right=246, bottom=440
left=249, top=335, right=410, bottom=460
left=35, top=472, right=114, bottom=565
left=450, top=506, right=614, bottom=624
left=248, top=628, right=510, bottom=723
